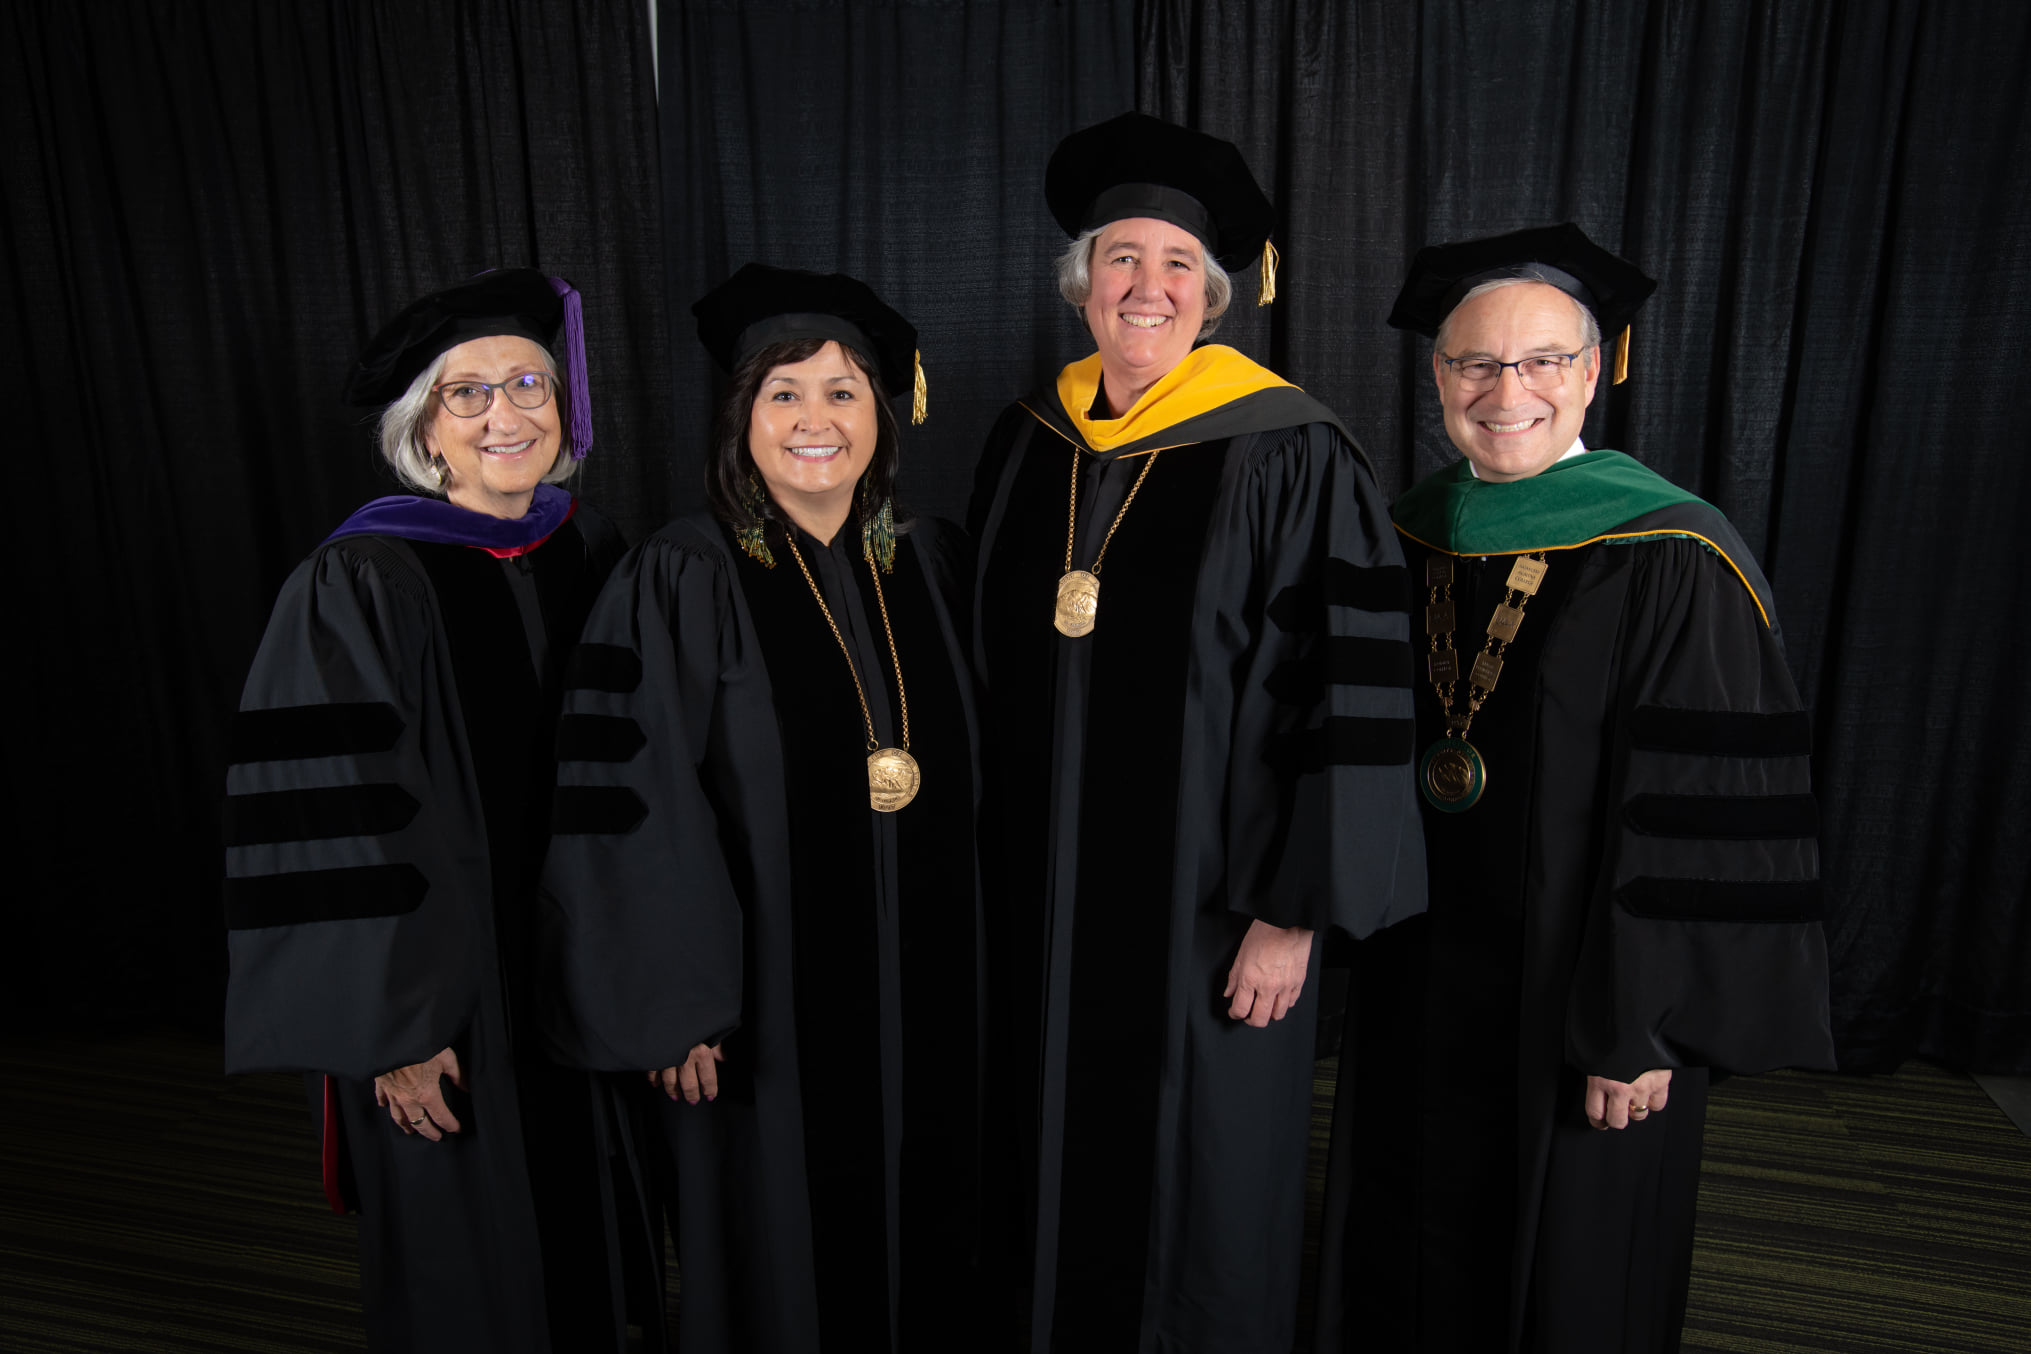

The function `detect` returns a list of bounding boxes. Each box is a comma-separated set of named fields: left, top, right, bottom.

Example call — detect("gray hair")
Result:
left=1055, top=225, right=1233, bottom=341
left=375, top=342, right=578, bottom=495
left=1434, top=272, right=1602, bottom=370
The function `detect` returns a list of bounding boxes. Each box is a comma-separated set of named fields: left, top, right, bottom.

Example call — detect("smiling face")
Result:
left=747, top=340, right=876, bottom=542
left=422, top=334, right=561, bottom=518
left=1082, top=216, right=1208, bottom=413
left=1433, top=282, right=1600, bottom=482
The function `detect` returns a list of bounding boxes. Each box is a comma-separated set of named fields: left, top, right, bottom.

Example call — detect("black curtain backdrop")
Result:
left=660, top=0, right=2029, bottom=1072
left=6, top=0, right=2025, bottom=1074
left=657, top=0, right=1134, bottom=520
left=1127, top=0, right=2031, bottom=1073
left=5, top=1, right=667, bottom=1033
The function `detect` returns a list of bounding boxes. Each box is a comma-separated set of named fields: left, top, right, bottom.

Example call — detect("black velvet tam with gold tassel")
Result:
left=1387, top=222, right=1656, bottom=384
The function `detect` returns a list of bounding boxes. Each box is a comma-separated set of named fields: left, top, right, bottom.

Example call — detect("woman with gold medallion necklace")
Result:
left=540, top=265, right=983, bottom=1351
left=968, top=114, right=1425, bottom=1353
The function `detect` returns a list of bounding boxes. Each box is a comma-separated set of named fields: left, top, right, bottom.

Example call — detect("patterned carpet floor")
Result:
left=1679, top=1060, right=2030, bottom=1353
left=0, top=1032, right=2024, bottom=1352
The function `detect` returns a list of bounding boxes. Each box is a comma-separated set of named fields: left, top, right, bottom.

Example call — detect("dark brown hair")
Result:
left=706, top=336, right=907, bottom=543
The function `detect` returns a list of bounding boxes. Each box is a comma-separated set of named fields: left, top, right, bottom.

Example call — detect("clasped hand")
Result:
left=374, top=1047, right=465, bottom=1142
left=1224, top=919, right=1314, bottom=1028
left=1584, top=1068, right=1673, bottom=1130
left=650, top=1043, right=724, bottom=1104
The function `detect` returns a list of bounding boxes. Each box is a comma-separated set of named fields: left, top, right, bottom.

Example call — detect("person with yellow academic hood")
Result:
left=966, top=112, right=1427, bottom=1353
left=1314, top=225, right=1833, bottom=1354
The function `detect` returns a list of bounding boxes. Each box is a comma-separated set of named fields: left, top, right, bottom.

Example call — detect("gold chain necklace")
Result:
left=1419, top=551, right=1547, bottom=811
left=1054, top=446, right=1160, bottom=637
left=783, top=536, right=920, bottom=812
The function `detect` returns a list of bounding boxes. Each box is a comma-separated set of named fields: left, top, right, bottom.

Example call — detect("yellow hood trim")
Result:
left=1054, top=344, right=1293, bottom=453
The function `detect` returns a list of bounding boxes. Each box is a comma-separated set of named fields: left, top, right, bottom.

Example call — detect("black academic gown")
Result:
left=968, top=381, right=1426, bottom=1354
left=1316, top=499, right=1835, bottom=1354
left=222, top=507, right=658, bottom=1354
left=540, top=513, right=984, bottom=1354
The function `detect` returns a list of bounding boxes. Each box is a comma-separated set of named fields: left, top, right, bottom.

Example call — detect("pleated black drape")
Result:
left=7, top=0, right=2024, bottom=1073
left=656, top=0, right=1135, bottom=520
left=4, top=0, right=666, bottom=1032
left=1134, top=0, right=2029, bottom=1071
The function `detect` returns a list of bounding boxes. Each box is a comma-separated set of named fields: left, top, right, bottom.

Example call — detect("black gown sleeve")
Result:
left=222, top=538, right=489, bottom=1079
left=1566, top=537, right=1836, bottom=1081
left=539, top=525, right=747, bottom=1073
left=965, top=403, right=1034, bottom=542
left=1192, top=423, right=1428, bottom=938
left=907, top=515, right=977, bottom=656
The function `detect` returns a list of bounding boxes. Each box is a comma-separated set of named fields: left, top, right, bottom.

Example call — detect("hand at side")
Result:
left=374, top=1048, right=466, bottom=1141
left=650, top=1044, right=724, bottom=1104
left=1224, top=920, right=1315, bottom=1029
left=1584, top=1068, right=1673, bottom=1130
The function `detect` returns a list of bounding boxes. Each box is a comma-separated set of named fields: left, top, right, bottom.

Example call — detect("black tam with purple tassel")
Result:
left=345, top=267, right=595, bottom=460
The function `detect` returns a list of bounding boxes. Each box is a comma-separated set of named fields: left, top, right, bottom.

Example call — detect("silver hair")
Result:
left=1434, top=272, right=1603, bottom=369
left=376, top=341, right=578, bottom=495
left=1055, top=224, right=1234, bottom=341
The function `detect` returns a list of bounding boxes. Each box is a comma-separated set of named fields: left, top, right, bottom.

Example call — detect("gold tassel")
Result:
left=1257, top=239, right=1279, bottom=306
left=911, top=349, right=928, bottom=425
left=1613, top=325, right=1631, bottom=385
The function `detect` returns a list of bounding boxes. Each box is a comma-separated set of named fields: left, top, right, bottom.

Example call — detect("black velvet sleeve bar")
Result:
left=221, top=537, right=491, bottom=1079
left=538, top=521, right=750, bottom=1072
left=1565, top=536, right=1835, bottom=1082
left=1192, top=422, right=1426, bottom=936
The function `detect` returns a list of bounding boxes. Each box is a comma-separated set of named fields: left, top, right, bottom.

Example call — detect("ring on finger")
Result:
left=408, top=1116, right=427, bottom=1126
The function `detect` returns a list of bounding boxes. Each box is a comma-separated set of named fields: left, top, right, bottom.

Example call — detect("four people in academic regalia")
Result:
left=539, top=264, right=985, bottom=1352
left=968, top=112, right=1425, bottom=1353
left=223, top=118, right=1834, bottom=1354
left=1315, top=225, right=1835, bottom=1353
left=222, top=270, right=657, bottom=1353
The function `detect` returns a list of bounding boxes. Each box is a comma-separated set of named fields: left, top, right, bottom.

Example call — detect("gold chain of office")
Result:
left=1418, top=551, right=1548, bottom=812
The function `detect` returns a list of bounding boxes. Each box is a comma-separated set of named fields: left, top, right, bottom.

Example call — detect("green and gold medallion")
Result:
left=1419, top=735, right=1487, bottom=812
left=1418, top=551, right=1546, bottom=813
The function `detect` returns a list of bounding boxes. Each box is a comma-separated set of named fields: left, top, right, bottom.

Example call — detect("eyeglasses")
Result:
left=433, top=372, right=555, bottom=418
left=1438, top=353, right=1582, bottom=392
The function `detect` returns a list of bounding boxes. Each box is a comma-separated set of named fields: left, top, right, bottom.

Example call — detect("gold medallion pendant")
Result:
left=1419, top=735, right=1487, bottom=812
left=867, top=746, right=921, bottom=813
left=783, top=532, right=921, bottom=813
left=1055, top=446, right=1161, bottom=640
left=1054, top=569, right=1100, bottom=637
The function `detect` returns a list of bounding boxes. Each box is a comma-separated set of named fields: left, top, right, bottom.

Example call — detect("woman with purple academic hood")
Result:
left=220, top=270, right=659, bottom=1353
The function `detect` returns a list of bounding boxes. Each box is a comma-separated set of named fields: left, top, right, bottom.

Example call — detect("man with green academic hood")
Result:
left=1315, top=225, right=1835, bottom=1354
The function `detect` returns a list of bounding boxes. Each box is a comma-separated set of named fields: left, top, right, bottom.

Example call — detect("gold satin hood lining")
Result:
left=1053, top=344, right=1293, bottom=453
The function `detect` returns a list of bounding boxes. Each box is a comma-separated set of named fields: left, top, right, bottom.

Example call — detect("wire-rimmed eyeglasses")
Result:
left=433, top=372, right=556, bottom=418
left=1438, top=353, right=1582, bottom=392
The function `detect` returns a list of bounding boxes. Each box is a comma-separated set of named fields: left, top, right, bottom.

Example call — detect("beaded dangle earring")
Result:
left=860, top=480, right=896, bottom=574
left=735, top=473, right=775, bottom=568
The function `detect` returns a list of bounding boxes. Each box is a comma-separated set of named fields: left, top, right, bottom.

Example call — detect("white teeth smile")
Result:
left=483, top=440, right=535, bottom=455
left=787, top=446, right=842, bottom=459
left=1482, top=420, right=1540, bottom=433
left=1122, top=314, right=1169, bottom=328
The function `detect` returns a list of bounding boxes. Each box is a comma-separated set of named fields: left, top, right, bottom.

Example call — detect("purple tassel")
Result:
left=548, top=275, right=594, bottom=460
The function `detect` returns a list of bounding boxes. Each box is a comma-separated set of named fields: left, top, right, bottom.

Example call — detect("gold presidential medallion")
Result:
left=1054, top=570, right=1100, bottom=637
left=784, top=535, right=921, bottom=813
left=867, top=747, right=921, bottom=813
left=1055, top=445, right=1161, bottom=639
